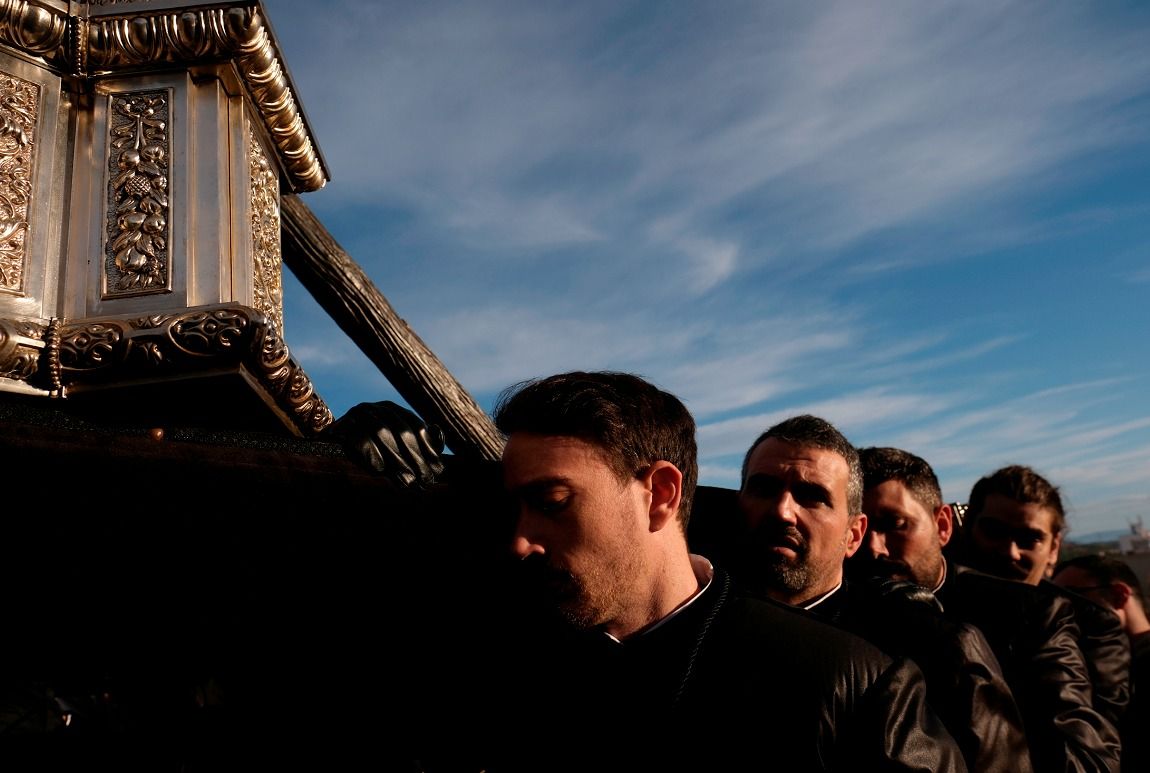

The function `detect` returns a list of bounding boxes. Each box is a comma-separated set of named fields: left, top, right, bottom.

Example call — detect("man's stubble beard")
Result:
left=734, top=523, right=813, bottom=597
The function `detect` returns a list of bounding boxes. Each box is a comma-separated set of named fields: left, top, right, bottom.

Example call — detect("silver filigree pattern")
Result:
left=0, top=70, right=39, bottom=295
left=105, top=90, right=170, bottom=296
left=249, top=125, right=283, bottom=334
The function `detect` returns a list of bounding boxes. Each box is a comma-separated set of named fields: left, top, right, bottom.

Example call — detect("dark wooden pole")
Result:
left=280, top=193, right=504, bottom=462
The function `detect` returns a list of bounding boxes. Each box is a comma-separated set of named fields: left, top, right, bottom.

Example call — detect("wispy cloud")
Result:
left=269, top=0, right=1150, bottom=534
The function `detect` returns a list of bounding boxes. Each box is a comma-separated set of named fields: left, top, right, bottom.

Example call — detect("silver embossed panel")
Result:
left=0, top=71, right=39, bottom=297
left=250, top=125, right=283, bottom=335
left=104, top=89, right=171, bottom=298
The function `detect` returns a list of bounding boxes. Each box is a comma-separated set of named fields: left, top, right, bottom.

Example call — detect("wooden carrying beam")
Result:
left=280, top=193, right=505, bottom=462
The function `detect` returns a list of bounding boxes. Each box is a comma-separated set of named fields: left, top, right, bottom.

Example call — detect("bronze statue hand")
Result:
left=325, top=400, right=446, bottom=489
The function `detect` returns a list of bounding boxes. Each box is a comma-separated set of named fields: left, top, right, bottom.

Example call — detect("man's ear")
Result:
left=645, top=461, right=683, bottom=533
left=935, top=504, right=955, bottom=547
left=1110, top=581, right=1133, bottom=610
left=1046, top=531, right=1064, bottom=577
left=844, top=513, right=868, bottom=558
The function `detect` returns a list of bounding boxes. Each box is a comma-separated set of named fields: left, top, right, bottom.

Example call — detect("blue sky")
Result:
left=263, top=0, right=1150, bottom=539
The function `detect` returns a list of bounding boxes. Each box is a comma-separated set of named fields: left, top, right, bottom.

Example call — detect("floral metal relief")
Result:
left=0, top=71, right=39, bottom=296
left=249, top=126, right=283, bottom=334
left=105, top=90, right=170, bottom=296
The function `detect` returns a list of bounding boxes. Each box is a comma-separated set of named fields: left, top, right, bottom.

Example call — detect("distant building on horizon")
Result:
left=1119, top=517, right=1150, bottom=555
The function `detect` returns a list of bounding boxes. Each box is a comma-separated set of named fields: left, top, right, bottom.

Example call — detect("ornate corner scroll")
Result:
left=84, top=3, right=327, bottom=192
left=51, top=304, right=332, bottom=435
left=0, top=69, right=38, bottom=295
left=104, top=89, right=170, bottom=296
left=249, top=125, right=283, bottom=334
left=0, top=315, right=42, bottom=381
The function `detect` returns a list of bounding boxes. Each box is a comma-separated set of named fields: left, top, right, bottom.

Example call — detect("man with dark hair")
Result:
left=730, top=414, right=866, bottom=610
left=963, top=464, right=1067, bottom=585
left=1054, top=554, right=1150, bottom=773
left=845, top=446, right=1032, bottom=772
left=856, top=446, right=953, bottom=590
left=959, top=464, right=1130, bottom=766
left=478, top=372, right=965, bottom=772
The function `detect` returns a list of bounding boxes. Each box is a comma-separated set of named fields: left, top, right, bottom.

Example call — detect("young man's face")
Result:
left=965, top=493, right=1062, bottom=586
left=502, top=432, right=649, bottom=632
left=736, top=438, right=864, bottom=605
left=858, top=479, right=949, bottom=589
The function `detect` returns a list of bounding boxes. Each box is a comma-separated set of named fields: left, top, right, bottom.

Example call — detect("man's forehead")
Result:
left=502, top=432, right=612, bottom=484
left=976, top=494, right=1056, bottom=533
left=747, top=438, right=849, bottom=476
left=1054, top=565, right=1098, bottom=586
left=865, top=479, right=929, bottom=513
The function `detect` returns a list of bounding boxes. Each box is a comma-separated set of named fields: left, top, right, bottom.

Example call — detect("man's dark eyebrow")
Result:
left=979, top=517, right=1048, bottom=540
left=743, top=471, right=782, bottom=490
left=793, top=478, right=833, bottom=505
left=508, top=476, right=574, bottom=495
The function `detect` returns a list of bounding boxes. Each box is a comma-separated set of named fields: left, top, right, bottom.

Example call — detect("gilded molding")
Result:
left=105, top=89, right=170, bottom=296
left=249, top=124, right=283, bottom=334
left=0, top=68, right=37, bottom=295
left=51, top=304, right=333, bottom=434
left=0, top=2, right=328, bottom=192
left=85, top=3, right=327, bottom=192
left=0, top=0, right=70, bottom=69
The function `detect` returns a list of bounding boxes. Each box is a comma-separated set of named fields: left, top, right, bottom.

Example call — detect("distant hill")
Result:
left=1066, top=528, right=1128, bottom=546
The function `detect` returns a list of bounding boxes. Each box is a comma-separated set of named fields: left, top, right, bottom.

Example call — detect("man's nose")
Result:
left=511, top=535, right=537, bottom=559
left=866, top=530, right=888, bottom=558
left=1007, top=541, right=1023, bottom=563
left=769, top=490, right=799, bottom=524
left=511, top=516, right=545, bottom=560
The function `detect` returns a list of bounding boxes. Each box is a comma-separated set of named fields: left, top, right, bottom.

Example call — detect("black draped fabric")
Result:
left=1040, top=580, right=1132, bottom=743
left=813, top=575, right=1033, bottom=773
left=938, top=563, right=1120, bottom=773
left=1122, top=631, right=1150, bottom=773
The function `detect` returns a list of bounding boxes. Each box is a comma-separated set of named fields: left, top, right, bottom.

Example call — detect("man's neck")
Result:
left=1125, top=605, right=1150, bottom=637
left=932, top=560, right=947, bottom=593
left=607, top=550, right=705, bottom=641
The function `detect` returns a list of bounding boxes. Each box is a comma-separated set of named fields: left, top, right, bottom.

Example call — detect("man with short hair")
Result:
left=857, top=446, right=954, bottom=591
left=1053, top=555, right=1149, bottom=773
left=480, top=373, right=964, bottom=772
left=729, top=414, right=866, bottom=610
